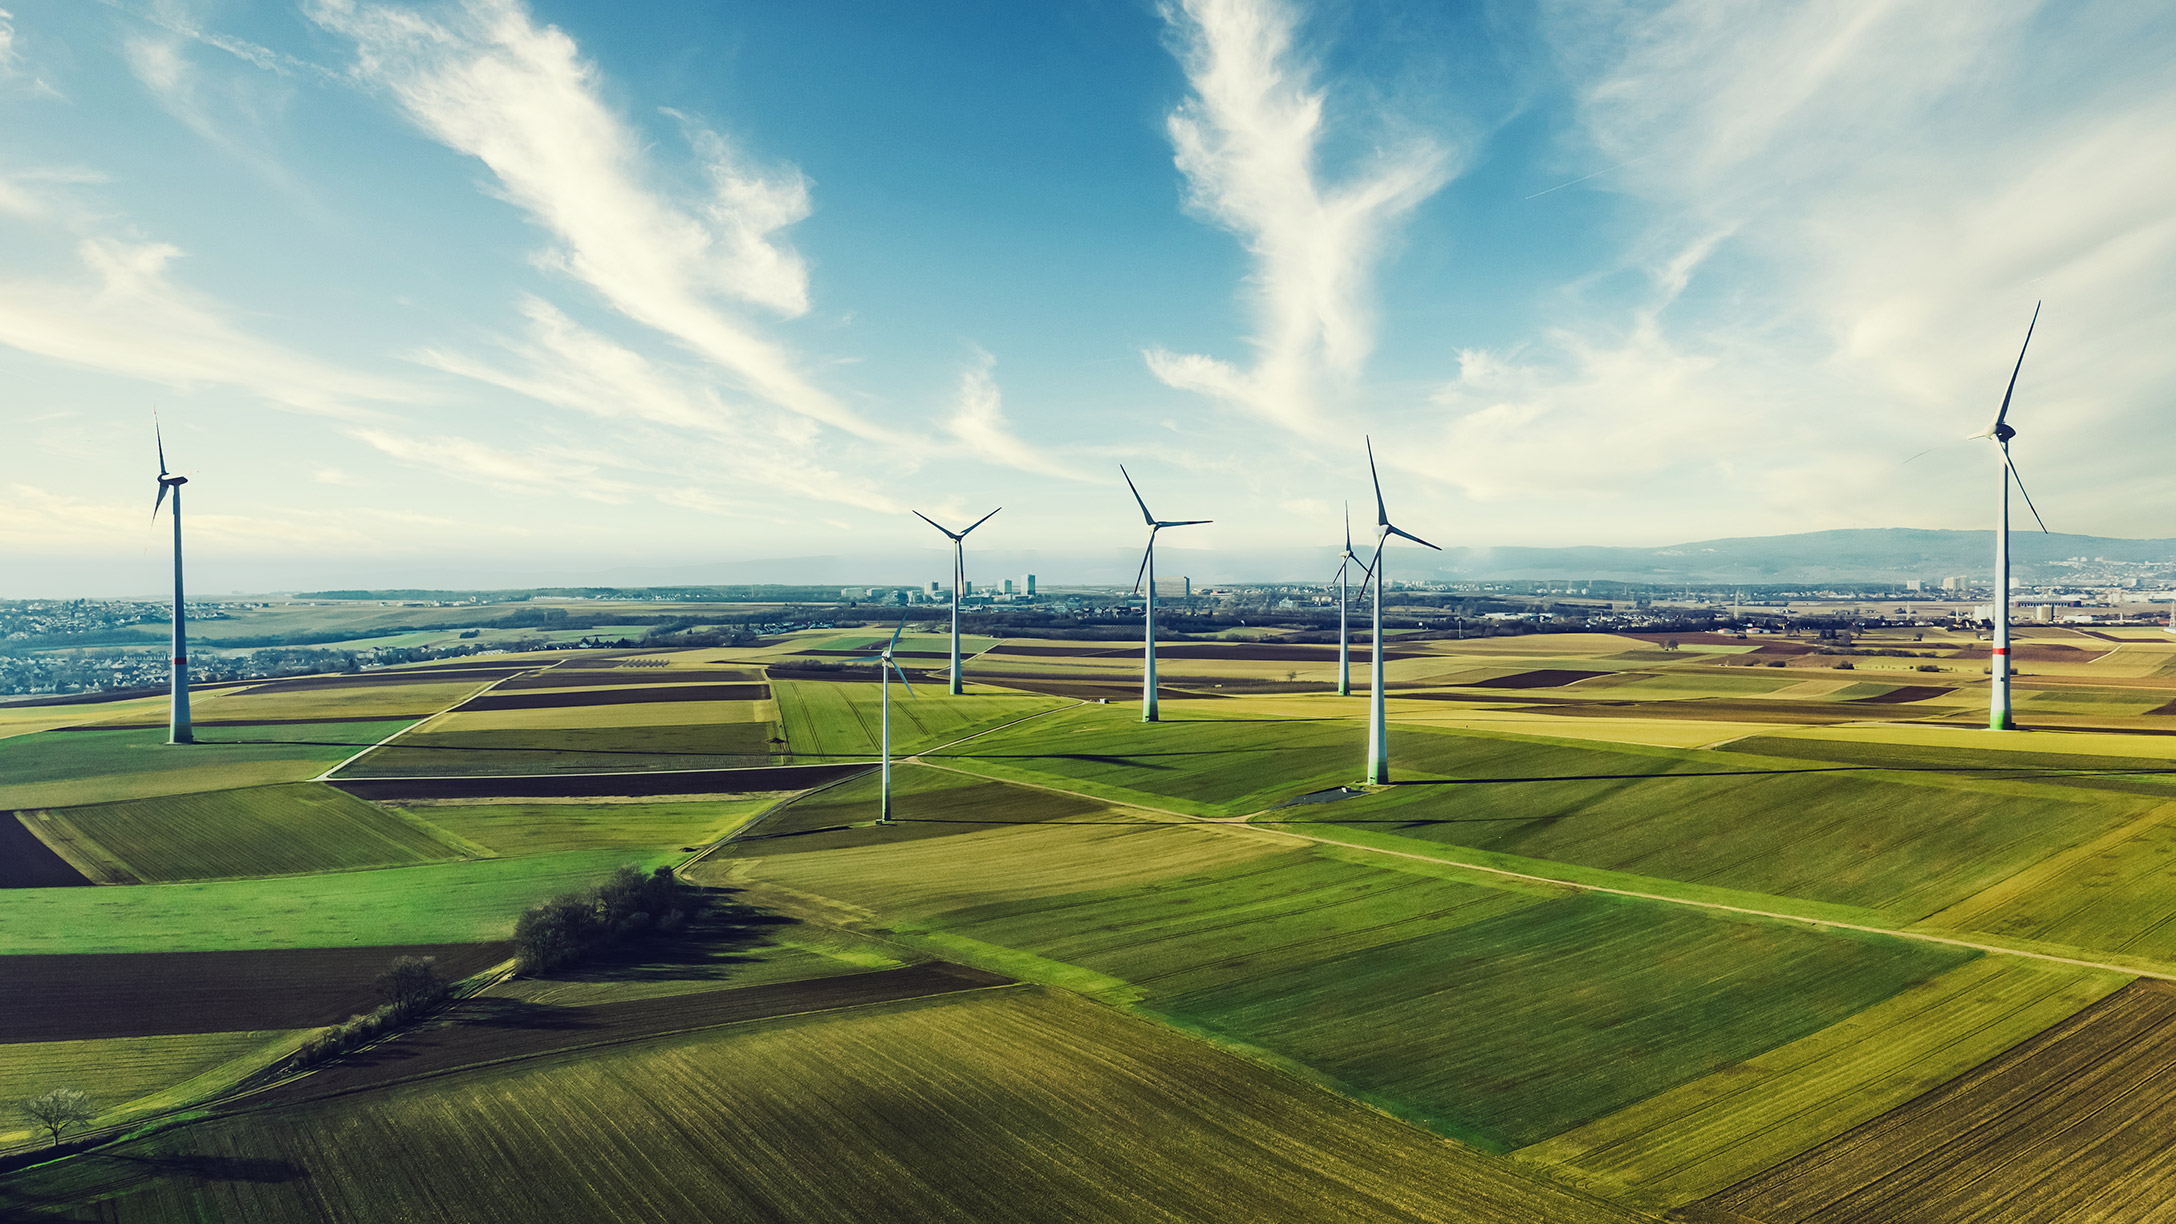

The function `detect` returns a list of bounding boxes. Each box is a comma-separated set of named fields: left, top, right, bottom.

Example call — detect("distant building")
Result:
left=1025, top=574, right=1037, bottom=595
left=1183, top=577, right=1192, bottom=598
left=930, top=580, right=942, bottom=596
left=1001, top=578, right=1015, bottom=595
left=1942, top=576, right=1963, bottom=591
left=1906, top=580, right=1922, bottom=592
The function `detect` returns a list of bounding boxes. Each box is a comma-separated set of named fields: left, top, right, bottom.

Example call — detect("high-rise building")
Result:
left=930, top=580, right=941, bottom=595
left=1001, top=578, right=1015, bottom=595
left=1183, top=576, right=1192, bottom=598
left=1025, top=574, right=1037, bottom=595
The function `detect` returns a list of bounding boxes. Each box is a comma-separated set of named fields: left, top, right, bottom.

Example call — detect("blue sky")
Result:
left=3, top=0, right=2172, bottom=595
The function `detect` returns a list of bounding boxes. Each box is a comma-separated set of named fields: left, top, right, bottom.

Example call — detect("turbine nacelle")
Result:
left=1120, top=464, right=1209, bottom=596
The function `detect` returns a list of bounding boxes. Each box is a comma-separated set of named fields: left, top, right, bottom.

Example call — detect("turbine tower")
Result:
left=153, top=417, right=193, bottom=745
left=1333, top=503, right=1358, bottom=696
left=846, top=620, right=916, bottom=823
left=1121, top=465, right=1210, bottom=723
left=1361, top=438, right=1439, bottom=784
left=1974, top=302, right=2050, bottom=732
left=912, top=507, right=999, bottom=695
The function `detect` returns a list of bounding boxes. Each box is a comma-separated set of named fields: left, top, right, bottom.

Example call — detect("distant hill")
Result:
left=1412, top=529, right=2176, bottom=585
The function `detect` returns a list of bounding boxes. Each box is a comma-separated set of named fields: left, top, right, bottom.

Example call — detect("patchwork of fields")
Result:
left=5, top=624, right=2176, bottom=1219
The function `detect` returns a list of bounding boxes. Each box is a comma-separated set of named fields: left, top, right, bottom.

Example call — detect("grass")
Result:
left=1306, top=727, right=2157, bottom=920
left=1922, top=806, right=2176, bottom=963
left=0, top=989, right=1648, bottom=1223
left=0, top=1031, right=301, bottom=1147
left=929, top=702, right=1364, bottom=815
left=336, top=721, right=776, bottom=777
left=395, top=796, right=775, bottom=857
left=0, top=850, right=648, bottom=954
left=1515, top=956, right=2128, bottom=1209
left=770, top=678, right=1067, bottom=761
left=33, top=783, right=469, bottom=881
left=429, top=699, right=771, bottom=732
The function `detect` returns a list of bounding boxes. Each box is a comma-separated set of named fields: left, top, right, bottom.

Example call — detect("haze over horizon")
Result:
left=4, top=0, right=2173, bottom=597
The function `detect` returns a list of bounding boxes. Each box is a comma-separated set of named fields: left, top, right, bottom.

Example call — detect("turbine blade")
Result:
left=1344, top=501, right=1352, bottom=553
left=154, top=411, right=168, bottom=477
left=913, top=510, right=961, bottom=540
left=1119, top=464, right=1155, bottom=525
left=1989, top=300, right=2040, bottom=434
left=888, top=618, right=908, bottom=650
left=1157, top=518, right=1212, bottom=528
left=1366, top=436, right=1388, bottom=529
left=2003, top=445, right=2050, bottom=533
left=1387, top=524, right=1444, bottom=552
left=1132, top=536, right=1155, bottom=596
left=892, top=660, right=917, bottom=697
left=960, top=506, right=1001, bottom=537
left=152, top=480, right=170, bottom=521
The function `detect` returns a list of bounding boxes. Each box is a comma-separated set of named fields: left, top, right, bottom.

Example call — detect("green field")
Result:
left=400, top=796, right=775, bottom=857
left=731, top=764, right=1116, bottom=857
left=336, top=721, right=776, bottom=777
left=0, top=1031, right=300, bottom=1146
left=0, top=851, right=649, bottom=954
left=1516, top=956, right=2126, bottom=1209
left=91, top=679, right=490, bottom=727
left=929, top=702, right=1364, bottom=815
left=771, top=678, right=1068, bottom=761
left=0, top=989, right=1647, bottom=1223
left=0, top=722, right=407, bottom=809
left=1294, top=727, right=2157, bottom=920
left=34, top=783, right=469, bottom=881
left=728, top=815, right=1972, bottom=1151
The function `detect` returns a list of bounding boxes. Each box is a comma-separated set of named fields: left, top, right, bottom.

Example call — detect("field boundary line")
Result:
left=909, top=758, right=1198, bottom=821
left=314, top=668, right=537, bottom=781
left=679, top=767, right=877, bottom=871
left=919, top=698, right=1086, bottom=756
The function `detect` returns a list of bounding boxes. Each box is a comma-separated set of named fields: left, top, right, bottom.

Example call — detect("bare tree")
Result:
left=374, top=955, right=447, bottom=1014
left=19, top=1088, right=94, bottom=1147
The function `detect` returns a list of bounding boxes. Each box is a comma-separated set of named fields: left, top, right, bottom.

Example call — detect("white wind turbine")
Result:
left=1974, top=301, right=2050, bottom=732
left=152, top=415, right=193, bottom=745
left=1333, top=503, right=1358, bottom=696
left=1360, top=438, right=1439, bottom=784
left=913, top=507, right=1000, bottom=695
left=1121, top=465, right=1210, bottom=723
left=845, top=620, right=917, bottom=823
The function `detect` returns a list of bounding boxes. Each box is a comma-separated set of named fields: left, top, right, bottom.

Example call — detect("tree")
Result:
left=19, top=1088, right=94, bottom=1147
left=374, top=955, right=448, bottom=1014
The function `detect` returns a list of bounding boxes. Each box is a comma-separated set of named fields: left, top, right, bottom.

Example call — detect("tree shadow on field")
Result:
left=531, top=886, right=803, bottom=985
left=100, top=1153, right=307, bottom=1185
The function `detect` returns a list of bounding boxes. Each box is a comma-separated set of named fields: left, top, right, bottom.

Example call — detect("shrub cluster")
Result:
left=288, top=956, right=450, bottom=1071
left=513, top=866, right=705, bottom=976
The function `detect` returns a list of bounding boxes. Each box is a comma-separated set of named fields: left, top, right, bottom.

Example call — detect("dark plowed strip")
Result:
left=494, top=669, right=761, bottom=690
left=454, top=683, right=769, bottom=711
left=1704, top=980, right=2176, bottom=1223
left=984, top=644, right=1137, bottom=657
left=0, top=680, right=255, bottom=708
left=0, top=816, right=92, bottom=888
left=1850, top=685, right=1953, bottom=704
left=1465, top=669, right=1606, bottom=689
left=1159, top=643, right=1428, bottom=662
left=247, top=962, right=1012, bottom=1107
left=51, top=715, right=417, bottom=732
left=2149, top=698, right=2176, bottom=717
left=328, top=763, right=870, bottom=801
left=0, top=944, right=511, bottom=1042
left=240, top=668, right=530, bottom=693
left=795, top=648, right=955, bottom=659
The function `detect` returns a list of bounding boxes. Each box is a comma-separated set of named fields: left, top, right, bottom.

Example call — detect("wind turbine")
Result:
left=845, top=620, right=916, bottom=823
left=152, top=415, right=193, bottom=745
left=1333, top=503, right=1358, bottom=696
left=1360, top=438, right=1439, bottom=784
left=912, top=507, right=1000, bottom=695
left=1973, top=302, right=2050, bottom=732
left=1121, top=465, right=1210, bottom=723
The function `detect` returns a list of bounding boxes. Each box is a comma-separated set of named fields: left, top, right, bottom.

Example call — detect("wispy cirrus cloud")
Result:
left=943, top=350, right=1087, bottom=482
left=307, top=0, right=878, bottom=439
left=1146, top=0, right=1452, bottom=435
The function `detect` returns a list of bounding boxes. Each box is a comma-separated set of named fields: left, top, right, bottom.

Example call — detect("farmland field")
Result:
left=0, top=816, right=90, bottom=887
left=730, top=764, right=1117, bottom=856
left=0, top=1031, right=299, bottom=1144
left=0, top=988, right=1647, bottom=1223
left=334, top=721, right=776, bottom=776
left=1296, top=727, right=2155, bottom=919
left=771, top=678, right=1068, bottom=761
left=394, top=795, right=774, bottom=856
left=0, top=943, right=511, bottom=1041
left=0, top=851, right=649, bottom=954
left=31, top=783, right=469, bottom=881
left=0, top=722, right=414, bottom=809
left=1703, top=979, right=2176, bottom=1223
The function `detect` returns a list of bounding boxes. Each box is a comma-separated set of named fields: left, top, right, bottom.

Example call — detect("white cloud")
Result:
left=308, top=0, right=880, bottom=438
left=0, top=233, right=419, bottom=416
left=347, top=426, right=634, bottom=503
left=943, top=350, right=1087, bottom=482
left=1147, top=0, right=1451, bottom=434
left=0, top=9, right=19, bottom=76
